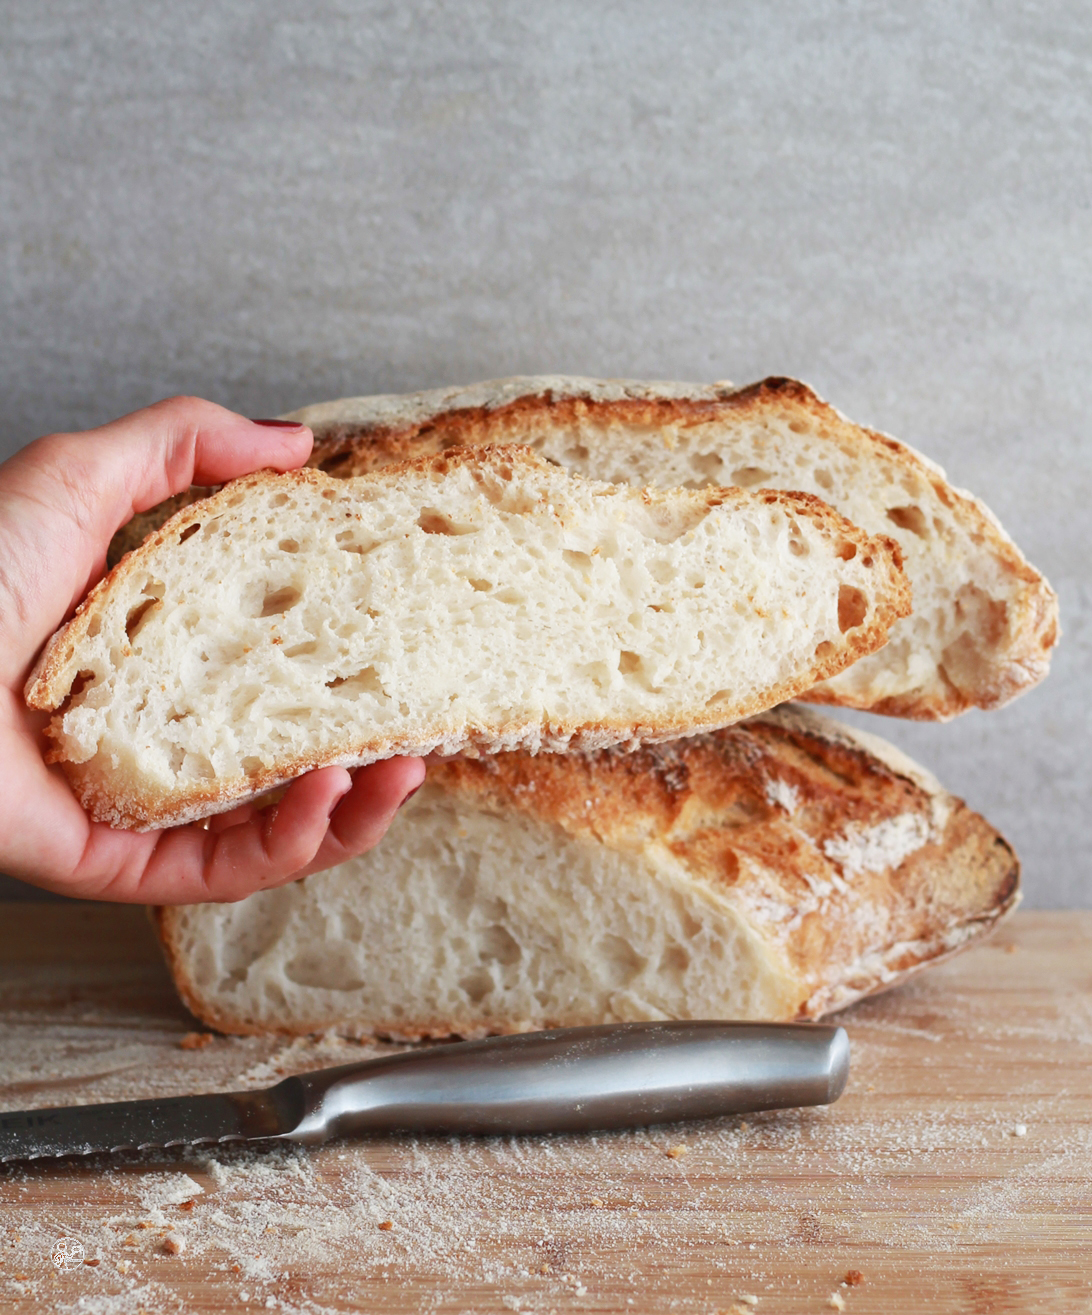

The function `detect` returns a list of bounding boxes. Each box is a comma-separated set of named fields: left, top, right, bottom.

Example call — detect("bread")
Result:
left=153, top=704, right=1019, bottom=1039
left=278, top=376, right=1056, bottom=721
left=27, top=446, right=909, bottom=830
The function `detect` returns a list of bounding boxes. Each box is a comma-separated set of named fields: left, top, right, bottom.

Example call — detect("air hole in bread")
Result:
left=634, top=503, right=711, bottom=544
left=886, top=504, right=929, bottom=537
left=179, top=523, right=201, bottom=543
left=466, top=578, right=493, bottom=592
left=598, top=934, right=646, bottom=987
left=260, top=585, right=302, bottom=618
left=730, top=465, right=774, bottom=489
left=241, top=756, right=264, bottom=777
left=459, top=969, right=494, bottom=1003
left=563, top=549, right=593, bottom=574
left=59, top=669, right=96, bottom=712
left=815, top=640, right=836, bottom=659
left=838, top=586, right=868, bottom=632
left=270, top=494, right=289, bottom=509
left=834, top=539, right=857, bottom=561
left=814, top=467, right=834, bottom=491
left=788, top=536, right=809, bottom=558
left=326, top=667, right=384, bottom=697
left=183, top=752, right=215, bottom=781
left=285, top=947, right=365, bottom=991
left=87, top=615, right=101, bottom=638
left=417, top=509, right=476, bottom=536
left=279, top=538, right=300, bottom=553
left=577, top=660, right=613, bottom=691
left=658, top=944, right=691, bottom=976
left=125, top=597, right=159, bottom=641
left=479, top=924, right=522, bottom=966
left=689, top=451, right=724, bottom=481
left=284, top=640, right=319, bottom=659
left=335, top=529, right=376, bottom=556
left=620, top=649, right=644, bottom=683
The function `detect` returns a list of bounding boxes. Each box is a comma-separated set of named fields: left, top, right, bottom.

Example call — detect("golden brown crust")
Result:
left=152, top=705, right=1019, bottom=1039
left=103, top=375, right=1058, bottom=722
left=292, top=376, right=1058, bottom=721
left=30, top=448, right=910, bottom=831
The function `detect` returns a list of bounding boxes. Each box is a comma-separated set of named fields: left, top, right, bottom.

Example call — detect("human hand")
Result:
left=0, top=396, right=425, bottom=903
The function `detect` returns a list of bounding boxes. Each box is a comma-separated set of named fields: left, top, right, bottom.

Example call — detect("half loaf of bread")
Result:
left=276, top=376, right=1054, bottom=721
left=27, top=446, right=909, bottom=830
left=153, top=704, right=1019, bottom=1039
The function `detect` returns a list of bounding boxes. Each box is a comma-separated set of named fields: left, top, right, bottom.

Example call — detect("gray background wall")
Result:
left=2, top=1, right=1088, bottom=905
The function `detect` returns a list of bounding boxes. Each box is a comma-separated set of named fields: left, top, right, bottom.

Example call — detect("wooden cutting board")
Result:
left=0, top=902, right=1090, bottom=1314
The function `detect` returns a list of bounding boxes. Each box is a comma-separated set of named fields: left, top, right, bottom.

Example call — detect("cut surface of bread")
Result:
left=28, top=447, right=908, bottom=830
left=274, top=376, right=1055, bottom=721
left=154, top=705, right=1019, bottom=1039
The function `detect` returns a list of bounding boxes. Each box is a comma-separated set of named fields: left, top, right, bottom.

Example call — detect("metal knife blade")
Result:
left=0, top=1021, right=849, bottom=1164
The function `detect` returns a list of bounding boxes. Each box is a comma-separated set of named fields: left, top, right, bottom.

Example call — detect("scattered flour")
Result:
left=1, top=916, right=1091, bottom=1312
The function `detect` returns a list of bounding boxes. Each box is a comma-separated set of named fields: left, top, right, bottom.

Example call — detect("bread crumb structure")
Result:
left=28, top=447, right=908, bottom=830
left=154, top=705, right=1018, bottom=1040
left=280, top=375, right=1057, bottom=720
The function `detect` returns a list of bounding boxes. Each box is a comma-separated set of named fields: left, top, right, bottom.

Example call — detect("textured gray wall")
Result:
left=2, top=2, right=1089, bottom=904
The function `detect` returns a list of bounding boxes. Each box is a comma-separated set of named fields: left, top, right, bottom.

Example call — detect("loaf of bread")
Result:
left=153, top=704, right=1019, bottom=1039
left=27, top=447, right=909, bottom=830
left=277, top=376, right=1054, bottom=721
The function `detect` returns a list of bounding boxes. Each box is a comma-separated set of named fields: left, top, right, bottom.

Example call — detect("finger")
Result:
left=297, top=757, right=427, bottom=879
left=10, top=396, right=312, bottom=549
left=0, top=398, right=313, bottom=676
left=206, top=800, right=260, bottom=833
left=138, top=767, right=353, bottom=904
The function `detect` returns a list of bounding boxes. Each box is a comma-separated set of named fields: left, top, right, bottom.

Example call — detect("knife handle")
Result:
left=277, top=1021, right=849, bottom=1142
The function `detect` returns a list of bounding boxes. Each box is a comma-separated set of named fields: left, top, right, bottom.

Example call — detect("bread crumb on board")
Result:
left=161, top=1234, right=185, bottom=1256
left=178, top=1031, right=214, bottom=1050
left=665, top=1143, right=689, bottom=1159
left=844, top=1269, right=864, bottom=1285
left=828, top=1294, right=846, bottom=1311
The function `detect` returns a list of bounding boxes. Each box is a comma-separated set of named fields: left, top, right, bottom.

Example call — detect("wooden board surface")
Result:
left=0, top=902, right=1090, bottom=1314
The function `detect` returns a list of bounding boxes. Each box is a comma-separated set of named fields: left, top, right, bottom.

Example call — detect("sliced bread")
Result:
left=279, top=376, right=1056, bottom=720
left=27, top=446, right=909, bottom=830
left=153, top=704, right=1019, bottom=1039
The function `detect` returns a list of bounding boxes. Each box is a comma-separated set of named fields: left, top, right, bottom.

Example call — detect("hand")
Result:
left=0, top=397, right=425, bottom=904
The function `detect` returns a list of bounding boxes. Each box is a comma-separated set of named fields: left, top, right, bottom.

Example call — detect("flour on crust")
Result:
left=153, top=705, right=1019, bottom=1040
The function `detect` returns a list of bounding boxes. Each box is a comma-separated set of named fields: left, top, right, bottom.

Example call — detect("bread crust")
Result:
left=107, top=375, right=1058, bottom=719
left=28, top=447, right=910, bottom=831
left=285, top=375, right=1058, bottom=721
left=152, top=705, right=1019, bottom=1039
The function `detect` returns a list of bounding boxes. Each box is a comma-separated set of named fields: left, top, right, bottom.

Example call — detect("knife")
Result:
left=0, top=1020, right=849, bottom=1163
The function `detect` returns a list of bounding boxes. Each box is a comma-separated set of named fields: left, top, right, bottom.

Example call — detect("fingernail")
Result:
left=251, top=418, right=305, bottom=430
left=399, top=784, right=423, bottom=809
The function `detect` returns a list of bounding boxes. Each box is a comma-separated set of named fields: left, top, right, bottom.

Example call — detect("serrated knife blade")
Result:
left=0, top=1021, right=849, bottom=1164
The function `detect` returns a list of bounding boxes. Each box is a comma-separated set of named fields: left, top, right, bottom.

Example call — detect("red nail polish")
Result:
left=399, top=784, right=423, bottom=809
left=251, top=418, right=305, bottom=429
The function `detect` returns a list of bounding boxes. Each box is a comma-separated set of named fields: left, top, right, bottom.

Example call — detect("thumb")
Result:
left=10, top=395, right=312, bottom=537
left=0, top=397, right=312, bottom=682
